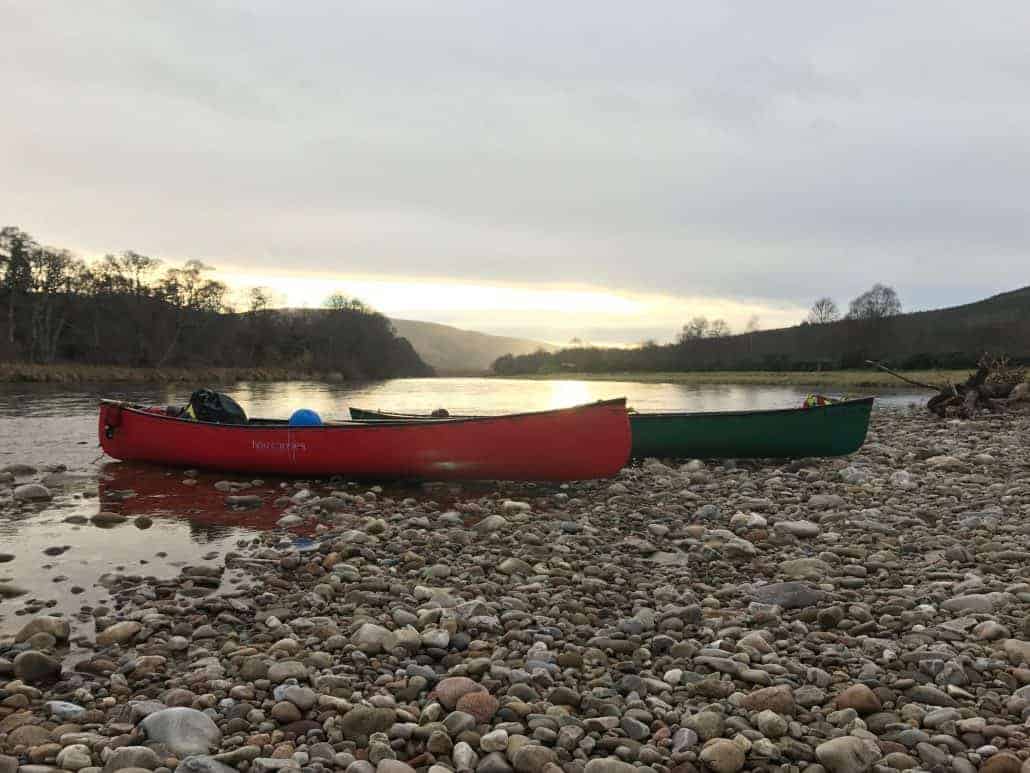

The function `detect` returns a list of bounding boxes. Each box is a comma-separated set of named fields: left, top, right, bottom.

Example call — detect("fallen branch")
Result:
left=864, top=360, right=943, bottom=391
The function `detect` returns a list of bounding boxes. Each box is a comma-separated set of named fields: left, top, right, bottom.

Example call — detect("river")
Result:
left=0, top=377, right=922, bottom=635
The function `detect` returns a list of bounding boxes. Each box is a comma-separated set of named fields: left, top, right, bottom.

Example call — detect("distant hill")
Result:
left=493, top=286, right=1030, bottom=374
left=390, top=318, right=556, bottom=373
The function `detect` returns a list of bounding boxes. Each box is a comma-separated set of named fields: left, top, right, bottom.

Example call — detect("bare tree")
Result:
left=707, top=319, right=731, bottom=338
left=1, top=226, right=37, bottom=346
left=28, top=246, right=83, bottom=362
left=678, top=316, right=710, bottom=342
left=324, top=292, right=370, bottom=313
left=744, top=314, right=761, bottom=354
left=807, top=297, right=840, bottom=324
left=248, top=287, right=273, bottom=314
left=847, top=283, right=902, bottom=320
left=157, top=261, right=227, bottom=365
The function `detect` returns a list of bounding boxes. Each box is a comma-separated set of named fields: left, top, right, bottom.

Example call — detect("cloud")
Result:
left=2, top=0, right=1027, bottom=323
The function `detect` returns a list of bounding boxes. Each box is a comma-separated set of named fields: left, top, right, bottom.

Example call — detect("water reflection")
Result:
left=546, top=380, right=595, bottom=409
left=97, top=462, right=299, bottom=535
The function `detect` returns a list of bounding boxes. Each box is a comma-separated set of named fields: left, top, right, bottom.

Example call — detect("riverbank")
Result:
left=0, top=363, right=350, bottom=384
left=507, top=369, right=973, bottom=388
left=3, top=407, right=1030, bottom=771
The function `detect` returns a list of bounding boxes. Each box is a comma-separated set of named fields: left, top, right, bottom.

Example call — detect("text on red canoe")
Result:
left=251, top=440, right=308, bottom=452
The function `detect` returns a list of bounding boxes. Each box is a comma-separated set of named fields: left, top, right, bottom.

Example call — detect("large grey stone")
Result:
left=584, top=760, right=637, bottom=773
left=267, top=660, right=308, bottom=682
left=96, top=621, right=142, bottom=646
left=175, top=758, right=238, bottom=773
left=815, top=736, right=881, bottom=773
left=698, top=739, right=745, bottom=773
left=16, top=616, right=71, bottom=643
left=46, top=700, right=86, bottom=721
left=340, top=706, right=396, bottom=741
left=941, top=592, right=1011, bottom=614
left=104, top=746, right=162, bottom=772
left=773, top=519, right=821, bottom=538
left=14, top=483, right=52, bottom=501
left=138, top=707, right=222, bottom=757
left=13, top=650, right=62, bottom=684
left=780, top=558, right=831, bottom=581
left=352, top=623, right=397, bottom=655
left=56, top=745, right=92, bottom=771
left=511, top=746, right=556, bottom=773
left=377, top=763, right=416, bottom=773
left=750, top=581, right=826, bottom=609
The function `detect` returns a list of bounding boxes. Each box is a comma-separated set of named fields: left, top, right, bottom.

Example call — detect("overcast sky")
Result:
left=2, top=1, right=1028, bottom=344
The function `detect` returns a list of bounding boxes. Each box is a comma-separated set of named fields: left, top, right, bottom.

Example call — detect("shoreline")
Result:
left=498, top=369, right=974, bottom=388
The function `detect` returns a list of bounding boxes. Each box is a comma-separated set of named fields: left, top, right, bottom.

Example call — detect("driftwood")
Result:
left=867, top=355, right=1026, bottom=418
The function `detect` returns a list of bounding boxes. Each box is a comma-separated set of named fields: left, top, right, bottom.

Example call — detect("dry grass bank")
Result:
left=0, top=363, right=347, bottom=384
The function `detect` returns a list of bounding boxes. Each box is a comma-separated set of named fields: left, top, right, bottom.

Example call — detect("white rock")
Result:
left=926, top=455, right=965, bottom=470
left=729, top=512, right=766, bottom=529
left=839, top=466, right=868, bottom=484
left=452, top=741, right=478, bottom=772
left=479, top=729, right=509, bottom=752
left=889, top=470, right=916, bottom=489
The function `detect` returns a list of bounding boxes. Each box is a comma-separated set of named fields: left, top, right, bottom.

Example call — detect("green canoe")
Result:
left=349, top=396, right=874, bottom=459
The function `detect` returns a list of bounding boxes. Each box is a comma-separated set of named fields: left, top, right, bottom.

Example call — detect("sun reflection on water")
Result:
left=546, top=380, right=596, bottom=410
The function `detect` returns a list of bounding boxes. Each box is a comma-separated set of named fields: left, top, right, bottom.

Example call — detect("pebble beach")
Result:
left=2, top=406, right=1030, bottom=773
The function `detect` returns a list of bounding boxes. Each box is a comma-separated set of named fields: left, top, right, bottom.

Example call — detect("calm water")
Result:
left=0, top=377, right=921, bottom=635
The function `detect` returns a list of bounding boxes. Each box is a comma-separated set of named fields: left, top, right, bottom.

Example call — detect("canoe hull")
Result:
left=629, top=397, right=874, bottom=458
left=351, top=397, right=874, bottom=459
left=99, top=399, right=631, bottom=481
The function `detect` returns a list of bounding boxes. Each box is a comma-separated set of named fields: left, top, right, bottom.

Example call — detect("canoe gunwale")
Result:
left=627, top=396, right=874, bottom=420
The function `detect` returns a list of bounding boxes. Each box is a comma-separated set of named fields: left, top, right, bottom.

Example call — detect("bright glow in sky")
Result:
left=216, top=267, right=805, bottom=346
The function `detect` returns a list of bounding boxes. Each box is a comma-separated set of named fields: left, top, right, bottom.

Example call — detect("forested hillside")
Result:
left=494, top=287, right=1030, bottom=375
left=389, top=318, right=556, bottom=373
left=0, top=227, right=432, bottom=379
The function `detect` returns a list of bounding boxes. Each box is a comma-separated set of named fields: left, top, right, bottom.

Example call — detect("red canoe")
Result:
left=98, top=398, right=631, bottom=481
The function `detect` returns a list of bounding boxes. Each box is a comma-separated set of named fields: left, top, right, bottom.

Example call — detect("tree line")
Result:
left=670, top=284, right=903, bottom=345
left=0, top=226, right=432, bottom=379
left=806, top=283, right=902, bottom=325
left=494, top=282, right=1029, bottom=375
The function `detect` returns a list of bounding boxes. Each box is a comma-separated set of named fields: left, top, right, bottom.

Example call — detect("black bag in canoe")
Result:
left=183, top=389, right=247, bottom=425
